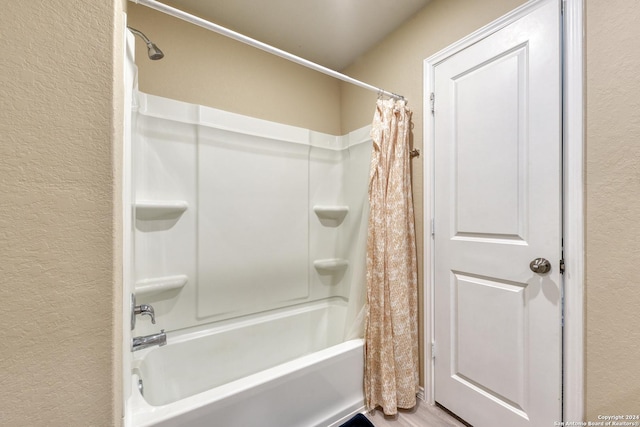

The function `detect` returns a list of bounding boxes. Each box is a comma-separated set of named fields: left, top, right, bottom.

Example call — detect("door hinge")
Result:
left=431, top=218, right=435, bottom=238
left=430, top=92, right=435, bottom=114
left=431, top=342, right=436, bottom=359
left=560, top=258, right=565, bottom=274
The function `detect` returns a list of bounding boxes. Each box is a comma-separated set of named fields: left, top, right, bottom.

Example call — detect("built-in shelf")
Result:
left=313, top=258, right=349, bottom=273
left=313, top=205, right=349, bottom=227
left=135, top=274, right=188, bottom=297
left=135, top=200, right=188, bottom=220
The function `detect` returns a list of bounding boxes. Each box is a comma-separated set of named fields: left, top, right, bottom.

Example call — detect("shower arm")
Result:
left=128, top=26, right=153, bottom=45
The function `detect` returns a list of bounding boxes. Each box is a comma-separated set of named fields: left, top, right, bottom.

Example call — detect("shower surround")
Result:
left=126, top=92, right=372, bottom=426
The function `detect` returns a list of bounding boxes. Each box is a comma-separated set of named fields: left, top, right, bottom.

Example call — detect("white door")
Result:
left=433, top=1, right=562, bottom=426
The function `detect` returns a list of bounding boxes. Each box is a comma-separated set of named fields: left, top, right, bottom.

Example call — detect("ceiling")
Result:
left=165, top=0, right=430, bottom=70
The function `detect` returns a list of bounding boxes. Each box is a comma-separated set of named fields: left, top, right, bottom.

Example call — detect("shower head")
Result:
left=128, top=26, right=164, bottom=60
left=146, top=42, right=164, bottom=60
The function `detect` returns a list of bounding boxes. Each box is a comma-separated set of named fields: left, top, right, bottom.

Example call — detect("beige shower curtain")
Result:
left=364, top=98, right=419, bottom=415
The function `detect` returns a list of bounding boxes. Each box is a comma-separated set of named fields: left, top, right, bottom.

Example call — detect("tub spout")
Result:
left=132, top=330, right=166, bottom=352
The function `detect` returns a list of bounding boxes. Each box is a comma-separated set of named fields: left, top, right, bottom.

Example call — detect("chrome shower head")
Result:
left=146, top=42, right=164, bottom=60
left=128, top=26, right=164, bottom=60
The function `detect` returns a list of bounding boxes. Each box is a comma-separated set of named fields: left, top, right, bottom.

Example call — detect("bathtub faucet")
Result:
left=134, top=303, right=156, bottom=324
left=132, top=330, right=166, bottom=352
left=131, top=294, right=156, bottom=330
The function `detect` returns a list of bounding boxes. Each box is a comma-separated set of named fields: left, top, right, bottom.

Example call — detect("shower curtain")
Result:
left=364, top=98, right=419, bottom=415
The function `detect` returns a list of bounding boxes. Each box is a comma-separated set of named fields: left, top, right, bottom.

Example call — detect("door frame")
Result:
left=422, top=0, right=584, bottom=421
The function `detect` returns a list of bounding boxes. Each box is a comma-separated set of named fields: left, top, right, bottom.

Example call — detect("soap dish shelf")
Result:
left=313, top=205, right=349, bottom=226
left=135, top=274, right=188, bottom=297
left=313, top=259, right=349, bottom=273
left=135, top=200, right=188, bottom=220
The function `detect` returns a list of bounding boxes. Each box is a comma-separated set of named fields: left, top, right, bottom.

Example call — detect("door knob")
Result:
left=530, top=258, right=551, bottom=274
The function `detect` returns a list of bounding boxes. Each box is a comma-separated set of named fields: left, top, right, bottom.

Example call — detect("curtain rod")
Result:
left=130, top=0, right=405, bottom=101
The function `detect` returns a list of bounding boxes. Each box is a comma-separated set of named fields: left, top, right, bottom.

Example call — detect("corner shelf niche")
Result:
left=313, top=258, right=349, bottom=273
left=135, top=200, right=188, bottom=220
left=313, top=205, right=349, bottom=227
left=135, top=274, right=188, bottom=297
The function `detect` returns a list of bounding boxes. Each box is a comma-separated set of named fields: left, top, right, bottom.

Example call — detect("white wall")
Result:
left=131, top=93, right=371, bottom=336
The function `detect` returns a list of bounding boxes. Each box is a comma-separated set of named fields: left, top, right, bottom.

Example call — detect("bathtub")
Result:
left=130, top=299, right=366, bottom=426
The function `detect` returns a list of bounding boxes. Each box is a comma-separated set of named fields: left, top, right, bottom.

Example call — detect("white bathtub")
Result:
left=130, top=299, right=365, bottom=426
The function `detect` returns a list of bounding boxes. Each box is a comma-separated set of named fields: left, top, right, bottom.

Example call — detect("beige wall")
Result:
left=128, top=3, right=343, bottom=135
left=341, top=0, right=528, bottom=383
left=585, top=0, right=640, bottom=419
left=0, top=1, right=123, bottom=426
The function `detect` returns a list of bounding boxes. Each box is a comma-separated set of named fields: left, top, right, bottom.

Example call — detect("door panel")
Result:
left=454, top=272, right=526, bottom=407
left=454, top=46, right=527, bottom=240
left=433, top=1, right=562, bottom=426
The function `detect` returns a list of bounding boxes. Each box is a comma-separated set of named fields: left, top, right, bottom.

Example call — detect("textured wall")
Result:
left=585, top=0, right=640, bottom=419
left=340, top=0, right=528, bottom=383
left=0, top=1, right=122, bottom=426
left=128, top=3, right=342, bottom=135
